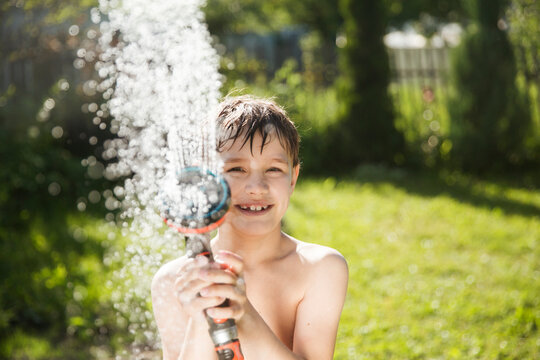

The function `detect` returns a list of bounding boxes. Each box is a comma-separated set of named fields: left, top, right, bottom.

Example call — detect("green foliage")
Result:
left=274, top=0, right=341, bottom=40
left=0, top=3, right=118, bottom=353
left=507, top=0, right=540, bottom=86
left=220, top=48, right=270, bottom=91
left=0, top=95, right=116, bottom=354
left=286, top=166, right=540, bottom=359
left=266, top=60, right=341, bottom=174
left=333, top=0, right=405, bottom=168
left=205, top=0, right=293, bottom=34
left=205, top=0, right=467, bottom=41
left=448, top=0, right=533, bottom=172
left=384, top=0, right=465, bottom=27
left=507, top=0, right=540, bottom=155
left=391, top=84, right=452, bottom=168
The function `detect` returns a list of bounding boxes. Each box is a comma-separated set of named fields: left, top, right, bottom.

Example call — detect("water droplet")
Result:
left=48, top=182, right=61, bottom=196
left=336, top=34, right=347, bottom=48
left=51, top=126, right=64, bottom=139
left=88, top=103, right=99, bottom=112
left=77, top=201, right=87, bottom=211
left=423, top=109, right=433, bottom=121
left=428, top=135, right=439, bottom=147
left=44, top=98, right=56, bottom=110
left=73, top=58, right=86, bottom=70
left=88, top=190, right=102, bottom=203
left=68, top=25, right=79, bottom=36
left=58, top=79, right=70, bottom=91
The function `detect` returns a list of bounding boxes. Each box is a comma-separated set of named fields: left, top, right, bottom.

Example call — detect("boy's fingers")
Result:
left=180, top=295, right=225, bottom=317
left=200, top=283, right=245, bottom=301
left=176, top=255, right=209, bottom=276
left=191, top=296, right=225, bottom=310
left=214, top=250, right=244, bottom=275
left=207, top=303, right=244, bottom=321
left=174, top=277, right=211, bottom=304
left=174, top=270, right=200, bottom=288
left=199, top=267, right=238, bottom=284
left=175, top=257, right=213, bottom=285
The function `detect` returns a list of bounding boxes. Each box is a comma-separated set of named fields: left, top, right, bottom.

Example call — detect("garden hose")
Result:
left=162, top=167, right=244, bottom=360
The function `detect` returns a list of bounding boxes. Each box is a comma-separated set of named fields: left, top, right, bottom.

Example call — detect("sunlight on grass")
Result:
left=286, top=168, right=540, bottom=359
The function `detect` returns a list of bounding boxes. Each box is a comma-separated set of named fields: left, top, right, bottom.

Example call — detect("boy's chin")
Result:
left=225, top=218, right=280, bottom=237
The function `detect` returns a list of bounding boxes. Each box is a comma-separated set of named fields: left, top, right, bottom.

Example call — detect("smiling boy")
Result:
left=151, top=95, right=348, bottom=359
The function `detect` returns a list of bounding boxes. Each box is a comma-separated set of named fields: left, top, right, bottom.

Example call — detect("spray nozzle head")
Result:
left=161, top=167, right=230, bottom=234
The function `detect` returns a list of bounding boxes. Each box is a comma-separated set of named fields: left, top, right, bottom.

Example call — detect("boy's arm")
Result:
left=292, top=251, right=348, bottom=359
left=234, top=250, right=348, bottom=360
left=151, top=260, right=187, bottom=359
left=151, top=258, right=217, bottom=360
left=154, top=249, right=348, bottom=360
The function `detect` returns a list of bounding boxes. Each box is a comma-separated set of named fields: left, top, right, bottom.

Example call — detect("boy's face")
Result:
left=220, top=131, right=299, bottom=238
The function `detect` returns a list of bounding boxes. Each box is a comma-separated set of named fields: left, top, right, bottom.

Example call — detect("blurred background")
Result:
left=1, top=0, right=539, bottom=358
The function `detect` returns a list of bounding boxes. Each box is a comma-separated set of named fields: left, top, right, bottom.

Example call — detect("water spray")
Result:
left=94, top=0, right=235, bottom=356
left=161, top=167, right=245, bottom=360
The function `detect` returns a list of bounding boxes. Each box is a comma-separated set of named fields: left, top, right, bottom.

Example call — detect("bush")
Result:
left=0, top=85, right=116, bottom=355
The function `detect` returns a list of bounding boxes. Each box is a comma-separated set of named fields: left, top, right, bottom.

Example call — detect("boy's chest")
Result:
left=244, top=263, right=306, bottom=348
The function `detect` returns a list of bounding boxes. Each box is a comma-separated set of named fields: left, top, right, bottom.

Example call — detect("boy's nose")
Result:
left=245, top=173, right=269, bottom=195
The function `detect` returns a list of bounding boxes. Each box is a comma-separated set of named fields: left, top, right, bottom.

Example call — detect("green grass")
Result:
left=285, top=166, right=540, bottom=359
left=5, top=167, right=539, bottom=359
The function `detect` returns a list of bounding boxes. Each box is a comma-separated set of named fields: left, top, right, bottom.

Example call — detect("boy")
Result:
left=151, top=95, right=348, bottom=359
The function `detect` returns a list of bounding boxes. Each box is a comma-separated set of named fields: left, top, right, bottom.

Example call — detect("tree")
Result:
left=507, top=0, right=540, bottom=113
left=448, top=0, right=532, bottom=172
left=384, top=0, right=465, bottom=28
left=332, top=0, right=404, bottom=168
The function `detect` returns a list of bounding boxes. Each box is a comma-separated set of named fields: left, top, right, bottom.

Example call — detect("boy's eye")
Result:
left=226, top=167, right=244, bottom=173
left=267, top=167, right=283, bottom=172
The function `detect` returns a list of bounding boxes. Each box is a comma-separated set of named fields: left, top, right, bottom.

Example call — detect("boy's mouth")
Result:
left=235, top=204, right=273, bottom=214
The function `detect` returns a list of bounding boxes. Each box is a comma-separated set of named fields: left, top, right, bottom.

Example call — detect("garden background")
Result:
left=1, top=0, right=539, bottom=358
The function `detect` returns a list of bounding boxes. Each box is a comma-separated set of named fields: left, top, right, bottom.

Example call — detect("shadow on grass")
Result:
left=346, top=165, right=540, bottom=219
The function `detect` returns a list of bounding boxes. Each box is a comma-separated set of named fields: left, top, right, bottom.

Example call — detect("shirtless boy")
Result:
left=151, top=95, right=348, bottom=359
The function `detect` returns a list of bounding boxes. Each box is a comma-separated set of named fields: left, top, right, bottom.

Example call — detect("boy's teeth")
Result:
left=241, top=205, right=268, bottom=211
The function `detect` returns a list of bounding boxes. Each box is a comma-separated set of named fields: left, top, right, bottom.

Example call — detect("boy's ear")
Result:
left=290, top=164, right=300, bottom=190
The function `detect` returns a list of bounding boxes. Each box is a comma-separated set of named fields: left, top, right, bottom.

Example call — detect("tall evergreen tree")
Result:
left=333, top=0, right=404, bottom=168
left=448, top=0, right=532, bottom=171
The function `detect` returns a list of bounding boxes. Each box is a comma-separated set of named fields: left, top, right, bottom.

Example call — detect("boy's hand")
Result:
left=173, top=255, right=225, bottom=321
left=199, top=250, right=247, bottom=321
left=174, top=251, right=247, bottom=322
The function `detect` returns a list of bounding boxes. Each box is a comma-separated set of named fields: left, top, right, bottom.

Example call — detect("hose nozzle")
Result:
left=162, top=167, right=230, bottom=235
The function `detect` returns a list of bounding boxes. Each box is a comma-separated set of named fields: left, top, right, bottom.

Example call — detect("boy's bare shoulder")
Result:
left=286, top=234, right=348, bottom=301
left=287, top=234, right=348, bottom=272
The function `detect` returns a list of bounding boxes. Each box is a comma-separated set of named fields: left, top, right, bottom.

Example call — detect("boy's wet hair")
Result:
left=216, top=95, right=300, bottom=167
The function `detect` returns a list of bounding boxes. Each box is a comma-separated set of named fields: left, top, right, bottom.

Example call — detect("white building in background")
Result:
left=384, top=23, right=464, bottom=88
left=384, top=23, right=463, bottom=49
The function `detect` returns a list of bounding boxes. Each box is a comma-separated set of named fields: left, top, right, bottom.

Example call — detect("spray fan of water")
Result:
left=91, top=0, right=223, bottom=357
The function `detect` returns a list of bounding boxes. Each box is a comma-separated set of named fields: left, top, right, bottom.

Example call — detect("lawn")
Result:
left=286, top=166, right=540, bottom=359
left=4, top=167, right=539, bottom=359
